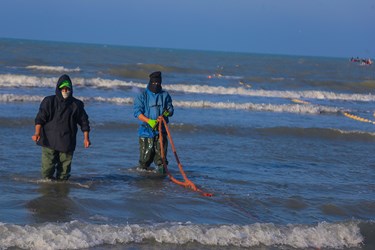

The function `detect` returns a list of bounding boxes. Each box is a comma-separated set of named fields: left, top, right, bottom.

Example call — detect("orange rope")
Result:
left=157, top=116, right=213, bottom=197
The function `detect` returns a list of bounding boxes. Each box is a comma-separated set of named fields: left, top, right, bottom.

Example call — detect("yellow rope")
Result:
left=288, top=98, right=374, bottom=125
left=291, top=98, right=310, bottom=105
left=344, top=112, right=375, bottom=125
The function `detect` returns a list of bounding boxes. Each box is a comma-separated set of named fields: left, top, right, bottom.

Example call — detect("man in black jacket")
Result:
left=32, top=74, right=91, bottom=181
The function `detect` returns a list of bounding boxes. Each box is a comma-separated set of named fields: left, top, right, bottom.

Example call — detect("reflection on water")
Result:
left=26, top=183, right=77, bottom=223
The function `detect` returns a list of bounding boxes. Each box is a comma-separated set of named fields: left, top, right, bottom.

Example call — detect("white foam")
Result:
left=173, top=100, right=341, bottom=114
left=0, top=74, right=374, bottom=102
left=0, top=94, right=45, bottom=102
left=0, top=94, right=340, bottom=114
left=167, top=85, right=375, bottom=102
left=0, top=221, right=363, bottom=249
left=0, top=74, right=58, bottom=88
left=26, top=65, right=81, bottom=73
left=333, top=129, right=375, bottom=137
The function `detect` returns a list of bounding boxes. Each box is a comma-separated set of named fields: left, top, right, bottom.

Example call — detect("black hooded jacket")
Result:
left=35, top=75, right=90, bottom=153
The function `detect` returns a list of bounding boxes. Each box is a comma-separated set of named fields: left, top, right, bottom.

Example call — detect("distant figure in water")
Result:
left=32, top=74, right=91, bottom=181
left=350, top=57, right=373, bottom=65
left=133, top=71, right=174, bottom=175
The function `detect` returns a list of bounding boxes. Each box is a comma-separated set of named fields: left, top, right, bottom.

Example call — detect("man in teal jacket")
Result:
left=133, top=71, right=174, bottom=174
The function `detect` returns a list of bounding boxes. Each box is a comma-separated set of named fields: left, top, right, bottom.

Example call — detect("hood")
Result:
left=55, top=74, right=73, bottom=101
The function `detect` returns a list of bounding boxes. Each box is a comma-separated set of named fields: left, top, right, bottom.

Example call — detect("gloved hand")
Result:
left=147, top=119, right=158, bottom=129
left=162, top=110, right=170, bottom=117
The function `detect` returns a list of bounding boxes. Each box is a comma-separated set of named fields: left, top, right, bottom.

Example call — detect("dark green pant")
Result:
left=41, top=147, right=73, bottom=180
left=138, top=135, right=168, bottom=169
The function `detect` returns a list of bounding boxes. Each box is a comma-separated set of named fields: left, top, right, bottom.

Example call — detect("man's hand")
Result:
left=32, top=124, right=42, bottom=143
left=147, top=119, right=158, bottom=129
left=84, top=131, right=91, bottom=148
left=162, top=110, right=170, bottom=117
left=84, top=138, right=91, bottom=148
left=32, top=134, right=40, bottom=142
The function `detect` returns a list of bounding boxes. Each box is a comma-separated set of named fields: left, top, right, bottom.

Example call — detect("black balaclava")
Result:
left=147, top=71, right=162, bottom=93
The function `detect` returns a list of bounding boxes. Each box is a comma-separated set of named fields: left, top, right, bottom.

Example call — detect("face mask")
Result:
left=61, top=90, right=71, bottom=99
left=148, top=82, right=162, bottom=94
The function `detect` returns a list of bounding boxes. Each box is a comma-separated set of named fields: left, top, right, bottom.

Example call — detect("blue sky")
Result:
left=1, top=0, right=374, bottom=58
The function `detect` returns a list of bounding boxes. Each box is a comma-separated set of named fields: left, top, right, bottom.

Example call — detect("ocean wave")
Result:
left=108, top=63, right=197, bottom=79
left=0, top=94, right=341, bottom=114
left=0, top=220, right=364, bottom=249
left=26, top=65, right=81, bottom=73
left=259, top=127, right=375, bottom=141
left=173, top=100, right=341, bottom=114
left=1, top=74, right=375, bottom=102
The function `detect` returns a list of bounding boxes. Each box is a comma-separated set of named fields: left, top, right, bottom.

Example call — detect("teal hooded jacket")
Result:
left=133, top=87, right=174, bottom=138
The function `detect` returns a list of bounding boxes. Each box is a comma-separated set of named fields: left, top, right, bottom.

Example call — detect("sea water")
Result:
left=0, top=38, right=374, bottom=249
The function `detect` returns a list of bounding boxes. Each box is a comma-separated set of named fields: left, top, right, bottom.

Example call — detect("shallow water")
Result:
left=0, top=38, right=374, bottom=249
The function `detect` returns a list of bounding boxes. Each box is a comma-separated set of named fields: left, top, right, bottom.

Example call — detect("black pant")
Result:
left=138, top=135, right=168, bottom=169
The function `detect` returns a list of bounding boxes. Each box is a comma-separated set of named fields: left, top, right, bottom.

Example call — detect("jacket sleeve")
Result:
left=165, top=93, right=174, bottom=117
left=35, top=97, right=51, bottom=125
left=77, top=101, right=90, bottom=132
left=133, top=93, right=145, bottom=118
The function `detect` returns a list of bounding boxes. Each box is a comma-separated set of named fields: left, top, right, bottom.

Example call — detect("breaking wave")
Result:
left=0, top=220, right=364, bottom=250
left=259, top=127, right=375, bottom=141
left=0, top=74, right=375, bottom=102
left=25, top=65, right=81, bottom=73
left=0, top=94, right=341, bottom=114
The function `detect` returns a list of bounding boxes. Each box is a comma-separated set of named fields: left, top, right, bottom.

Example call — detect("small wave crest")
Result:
left=260, top=127, right=375, bottom=141
left=108, top=63, right=192, bottom=79
left=174, top=100, right=341, bottom=114
left=0, top=221, right=364, bottom=249
left=26, top=65, right=81, bottom=73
